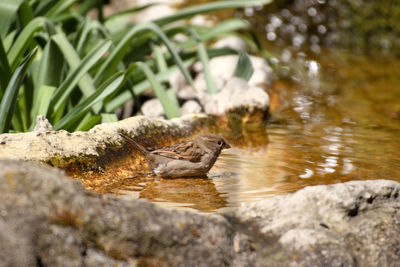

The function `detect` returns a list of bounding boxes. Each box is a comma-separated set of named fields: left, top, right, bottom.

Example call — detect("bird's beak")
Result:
left=223, top=143, right=231, bottom=149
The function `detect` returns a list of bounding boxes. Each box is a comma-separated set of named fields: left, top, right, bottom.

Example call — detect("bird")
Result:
left=120, top=133, right=231, bottom=178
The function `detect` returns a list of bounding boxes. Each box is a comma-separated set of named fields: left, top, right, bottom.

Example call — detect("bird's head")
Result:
left=196, top=134, right=231, bottom=152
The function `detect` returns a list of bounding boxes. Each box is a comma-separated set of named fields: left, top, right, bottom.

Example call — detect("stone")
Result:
left=193, top=55, right=274, bottom=93
left=200, top=77, right=270, bottom=118
left=181, top=100, right=202, bottom=115
left=213, top=36, right=247, bottom=52
left=34, top=115, right=54, bottom=132
left=141, top=98, right=165, bottom=118
left=0, top=115, right=207, bottom=169
left=1, top=160, right=400, bottom=266
left=0, top=160, right=233, bottom=267
left=170, top=55, right=274, bottom=103
left=227, top=179, right=400, bottom=266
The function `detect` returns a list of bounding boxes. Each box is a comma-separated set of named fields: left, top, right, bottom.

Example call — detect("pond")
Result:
left=98, top=49, right=399, bottom=213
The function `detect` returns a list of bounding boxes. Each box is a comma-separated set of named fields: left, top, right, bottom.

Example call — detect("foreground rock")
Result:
left=1, top=160, right=400, bottom=266
left=0, top=160, right=233, bottom=267
left=227, top=179, right=400, bottom=266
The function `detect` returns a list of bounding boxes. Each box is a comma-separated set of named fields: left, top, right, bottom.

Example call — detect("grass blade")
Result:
left=0, top=0, right=24, bottom=38
left=105, top=3, right=160, bottom=21
left=101, top=113, right=118, bottom=123
left=233, top=51, right=254, bottom=81
left=95, top=22, right=194, bottom=90
left=29, top=85, right=54, bottom=130
left=51, top=33, right=99, bottom=99
left=74, top=113, right=101, bottom=131
left=153, top=0, right=273, bottom=26
left=104, top=46, right=236, bottom=111
left=54, top=73, right=124, bottom=130
left=50, top=38, right=111, bottom=119
left=0, top=48, right=37, bottom=133
left=7, top=17, right=46, bottom=70
left=44, top=0, right=76, bottom=18
left=184, top=27, right=217, bottom=94
left=135, top=62, right=181, bottom=119
left=0, top=39, right=11, bottom=97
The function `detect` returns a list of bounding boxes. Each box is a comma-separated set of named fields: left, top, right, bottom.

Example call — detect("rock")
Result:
left=0, top=115, right=207, bottom=170
left=213, top=36, right=247, bottom=52
left=141, top=98, right=165, bottom=118
left=200, top=77, right=270, bottom=118
left=171, top=55, right=274, bottom=100
left=34, top=115, right=54, bottom=132
left=0, top=160, right=233, bottom=267
left=190, top=15, right=215, bottom=27
left=193, top=55, right=274, bottom=93
left=227, top=179, right=400, bottom=266
left=1, top=160, right=400, bottom=266
left=181, top=100, right=202, bottom=115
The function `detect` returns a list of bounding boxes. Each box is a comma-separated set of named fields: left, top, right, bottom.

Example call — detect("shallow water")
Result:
left=107, top=51, right=400, bottom=212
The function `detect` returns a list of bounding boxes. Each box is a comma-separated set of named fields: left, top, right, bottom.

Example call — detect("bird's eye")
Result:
left=218, top=141, right=222, bottom=146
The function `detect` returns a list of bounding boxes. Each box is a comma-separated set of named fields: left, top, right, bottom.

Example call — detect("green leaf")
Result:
left=75, top=20, right=108, bottom=56
left=105, top=47, right=236, bottom=112
left=50, top=38, right=111, bottom=118
left=233, top=51, right=254, bottom=81
left=151, top=42, right=168, bottom=73
left=34, top=39, right=64, bottom=90
left=105, top=3, right=159, bottom=21
left=153, top=0, right=273, bottom=26
left=51, top=33, right=99, bottom=101
left=44, top=0, right=76, bottom=19
left=0, top=0, right=24, bottom=38
left=76, top=0, right=102, bottom=16
left=135, top=62, right=181, bottom=119
left=95, top=22, right=194, bottom=90
left=29, top=85, right=54, bottom=130
left=0, top=48, right=37, bottom=133
left=0, top=39, right=11, bottom=97
left=17, top=1, right=34, bottom=29
left=177, top=19, right=250, bottom=49
left=184, top=27, right=217, bottom=94
left=74, top=112, right=101, bottom=131
left=7, top=17, right=46, bottom=71
left=101, top=113, right=118, bottom=123
left=54, top=73, right=124, bottom=130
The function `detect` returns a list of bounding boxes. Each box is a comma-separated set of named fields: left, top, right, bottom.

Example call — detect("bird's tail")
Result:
left=120, top=133, right=149, bottom=156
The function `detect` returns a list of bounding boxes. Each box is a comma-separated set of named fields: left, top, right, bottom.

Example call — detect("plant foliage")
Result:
left=0, top=0, right=272, bottom=133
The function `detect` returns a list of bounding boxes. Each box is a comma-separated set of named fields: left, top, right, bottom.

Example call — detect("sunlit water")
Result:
left=104, top=51, right=400, bottom=213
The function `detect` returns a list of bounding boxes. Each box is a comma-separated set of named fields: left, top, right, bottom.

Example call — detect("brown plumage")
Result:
left=120, top=133, right=231, bottom=177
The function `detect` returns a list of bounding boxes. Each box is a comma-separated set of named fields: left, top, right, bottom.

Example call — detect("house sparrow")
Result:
left=120, top=133, right=231, bottom=178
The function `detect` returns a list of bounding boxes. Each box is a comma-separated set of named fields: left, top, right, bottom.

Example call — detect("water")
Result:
left=82, top=49, right=400, bottom=213
left=78, top=2, right=400, bottom=212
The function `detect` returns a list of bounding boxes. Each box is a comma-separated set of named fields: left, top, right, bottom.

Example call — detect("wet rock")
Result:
left=0, top=115, right=207, bottom=169
left=141, top=98, right=165, bottom=118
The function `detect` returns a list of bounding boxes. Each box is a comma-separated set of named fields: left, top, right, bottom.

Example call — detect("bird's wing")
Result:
left=150, top=141, right=205, bottom=162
